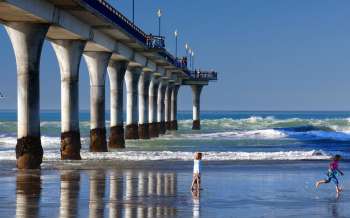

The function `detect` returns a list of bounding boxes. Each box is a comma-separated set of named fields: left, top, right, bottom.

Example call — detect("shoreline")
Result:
left=0, top=158, right=341, bottom=171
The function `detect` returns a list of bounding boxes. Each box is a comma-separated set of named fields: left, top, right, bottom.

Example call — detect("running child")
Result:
left=316, top=154, right=344, bottom=194
left=191, top=152, right=202, bottom=191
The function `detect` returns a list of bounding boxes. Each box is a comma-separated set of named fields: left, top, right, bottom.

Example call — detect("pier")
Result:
left=0, top=0, right=217, bottom=169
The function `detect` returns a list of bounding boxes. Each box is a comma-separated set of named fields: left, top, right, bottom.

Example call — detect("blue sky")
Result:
left=1, top=0, right=350, bottom=110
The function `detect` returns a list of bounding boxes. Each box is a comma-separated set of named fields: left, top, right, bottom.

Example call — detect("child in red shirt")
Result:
left=316, top=154, right=344, bottom=194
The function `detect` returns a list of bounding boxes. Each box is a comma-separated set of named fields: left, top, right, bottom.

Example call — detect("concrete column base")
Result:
left=165, top=121, right=172, bottom=130
left=61, top=131, right=81, bottom=160
left=149, top=123, right=159, bottom=138
left=170, top=120, right=178, bottom=130
left=125, top=124, right=139, bottom=139
left=159, top=121, right=166, bottom=134
left=16, top=136, right=43, bottom=169
left=108, top=125, right=125, bottom=149
left=138, top=123, right=150, bottom=139
left=90, top=128, right=107, bottom=152
left=192, top=120, right=201, bottom=130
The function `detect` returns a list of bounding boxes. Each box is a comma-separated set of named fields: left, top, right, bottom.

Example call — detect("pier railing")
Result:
left=146, top=35, right=165, bottom=49
left=176, top=57, right=188, bottom=69
left=82, top=0, right=148, bottom=44
left=186, top=70, right=218, bottom=81
left=80, top=0, right=218, bottom=77
left=82, top=0, right=183, bottom=68
left=158, top=51, right=187, bottom=69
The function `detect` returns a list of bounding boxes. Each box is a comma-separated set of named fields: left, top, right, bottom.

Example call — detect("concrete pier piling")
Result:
left=157, top=79, right=167, bottom=134
left=51, top=40, right=86, bottom=160
left=165, top=82, right=174, bottom=131
left=191, top=85, right=203, bottom=130
left=107, top=60, right=128, bottom=148
left=125, top=67, right=142, bottom=139
left=149, top=75, right=160, bottom=138
left=5, top=22, right=49, bottom=169
left=84, top=51, right=112, bottom=152
left=170, top=85, right=180, bottom=130
left=138, top=71, right=151, bottom=139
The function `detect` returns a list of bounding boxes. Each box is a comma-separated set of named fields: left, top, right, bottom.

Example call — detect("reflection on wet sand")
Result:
left=89, top=171, right=106, bottom=218
left=12, top=165, right=350, bottom=218
left=328, top=197, right=340, bottom=218
left=16, top=170, right=41, bottom=218
left=124, top=171, right=136, bottom=217
left=122, top=171, right=177, bottom=218
left=109, top=171, right=123, bottom=218
left=192, top=189, right=200, bottom=218
left=15, top=170, right=177, bottom=218
left=60, top=171, right=80, bottom=218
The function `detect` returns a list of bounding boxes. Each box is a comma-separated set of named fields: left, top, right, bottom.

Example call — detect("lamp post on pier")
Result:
left=174, top=30, right=178, bottom=58
left=132, top=0, right=135, bottom=23
left=185, top=43, right=189, bottom=68
left=157, top=9, right=162, bottom=36
left=191, top=51, right=195, bottom=70
left=188, top=48, right=192, bottom=70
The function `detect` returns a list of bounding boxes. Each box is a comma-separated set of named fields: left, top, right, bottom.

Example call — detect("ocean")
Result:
left=0, top=110, right=349, bottom=162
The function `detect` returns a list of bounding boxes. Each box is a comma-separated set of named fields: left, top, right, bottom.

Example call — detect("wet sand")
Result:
left=0, top=160, right=349, bottom=218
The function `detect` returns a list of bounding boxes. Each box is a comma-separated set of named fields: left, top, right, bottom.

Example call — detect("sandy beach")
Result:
left=0, top=160, right=348, bottom=218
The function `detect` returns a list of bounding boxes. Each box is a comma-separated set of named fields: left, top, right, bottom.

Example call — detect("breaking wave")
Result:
left=179, top=116, right=350, bottom=131
left=0, top=115, right=349, bottom=163
left=179, top=128, right=350, bottom=141
left=176, top=117, right=350, bottom=141
left=0, top=116, right=350, bottom=143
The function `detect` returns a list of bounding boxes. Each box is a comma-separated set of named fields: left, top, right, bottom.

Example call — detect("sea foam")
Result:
left=176, top=129, right=288, bottom=140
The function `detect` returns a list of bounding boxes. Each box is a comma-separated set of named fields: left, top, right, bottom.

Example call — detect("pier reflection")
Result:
left=16, top=170, right=41, bottom=218
left=109, top=171, right=124, bottom=218
left=15, top=169, right=177, bottom=218
left=59, top=170, right=80, bottom=218
left=89, top=171, right=107, bottom=218
left=121, top=171, right=177, bottom=218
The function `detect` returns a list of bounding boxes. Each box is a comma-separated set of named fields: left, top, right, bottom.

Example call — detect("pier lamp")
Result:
left=191, top=51, right=195, bottom=70
left=132, top=0, right=135, bottom=23
left=157, top=9, right=162, bottom=36
left=185, top=43, right=189, bottom=55
left=188, top=48, right=192, bottom=70
left=185, top=43, right=189, bottom=67
left=174, top=30, right=178, bottom=58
